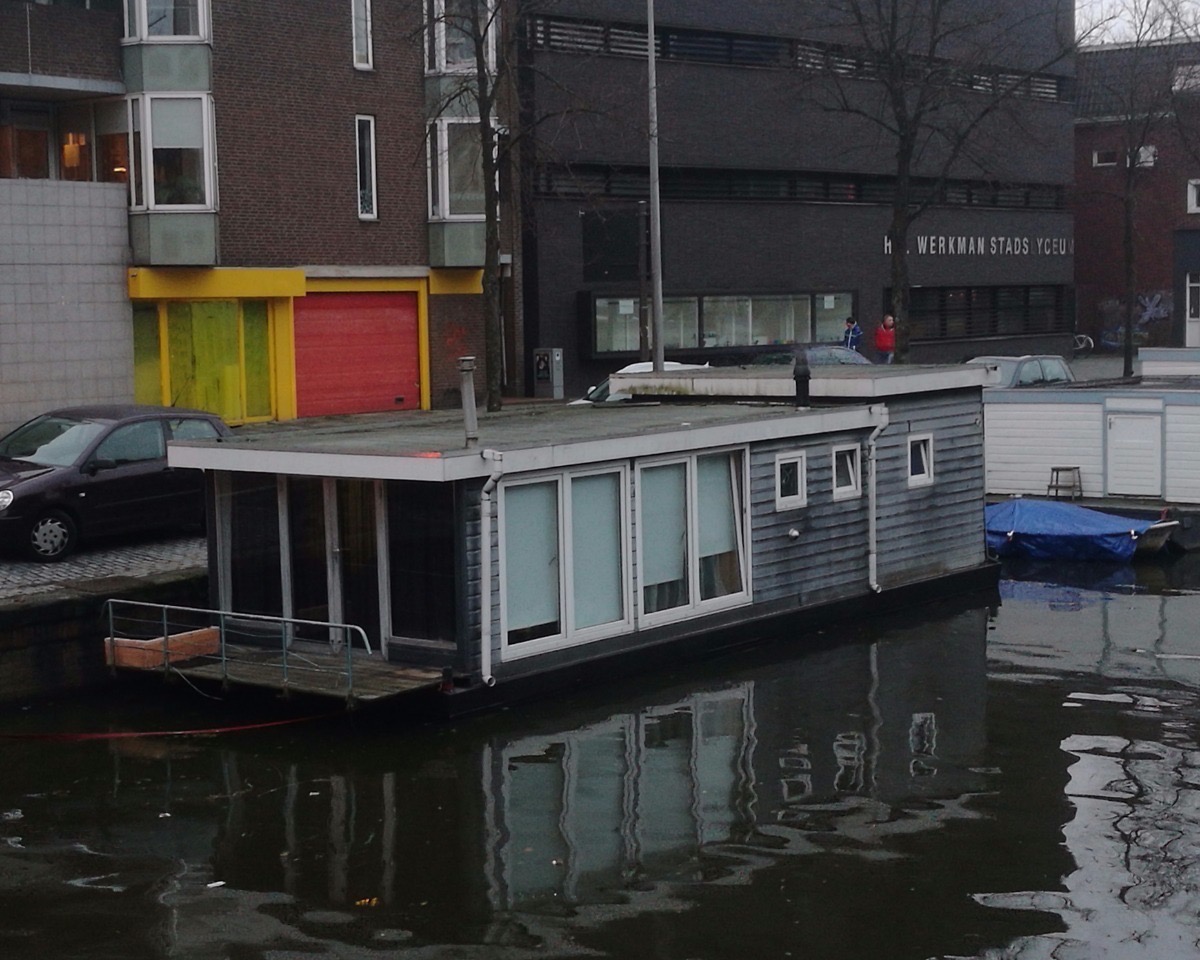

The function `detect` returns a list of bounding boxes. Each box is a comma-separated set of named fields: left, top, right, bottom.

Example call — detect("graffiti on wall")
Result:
left=1097, top=291, right=1173, bottom=349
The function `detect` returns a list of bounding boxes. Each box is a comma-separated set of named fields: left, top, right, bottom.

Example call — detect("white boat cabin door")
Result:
left=1105, top=413, right=1163, bottom=497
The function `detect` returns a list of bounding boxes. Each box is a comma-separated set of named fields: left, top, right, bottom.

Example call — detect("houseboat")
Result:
left=143, top=361, right=995, bottom=709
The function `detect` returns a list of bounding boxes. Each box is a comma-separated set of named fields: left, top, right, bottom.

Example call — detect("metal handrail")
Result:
left=103, top=599, right=373, bottom=703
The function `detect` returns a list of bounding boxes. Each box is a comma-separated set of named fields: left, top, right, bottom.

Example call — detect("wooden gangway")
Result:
left=103, top=600, right=442, bottom=707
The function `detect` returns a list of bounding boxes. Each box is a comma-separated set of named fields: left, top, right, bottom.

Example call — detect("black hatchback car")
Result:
left=0, top=405, right=231, bottom=561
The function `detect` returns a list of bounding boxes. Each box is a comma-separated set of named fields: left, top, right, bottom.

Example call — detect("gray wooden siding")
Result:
left=750, top=430, right=872, bottom=607
left=873, top=394, right=987, bottom=586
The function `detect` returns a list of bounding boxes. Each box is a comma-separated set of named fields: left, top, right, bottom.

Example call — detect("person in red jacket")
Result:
left=874, top=314, right=896, bottom=364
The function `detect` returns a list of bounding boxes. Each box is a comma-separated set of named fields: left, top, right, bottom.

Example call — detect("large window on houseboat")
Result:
left=386, top=481, right=458, bottom=642
left=641, top=463, right=690, bottom=614
left=503, top=480, right=562, bottom=643
left=500, top=466, right=630, bottom=656
left=639, top=450, right=748, bottom=620
left=571, top=472, right=625, bottom=630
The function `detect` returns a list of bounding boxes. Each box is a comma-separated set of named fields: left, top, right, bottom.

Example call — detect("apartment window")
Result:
left=1188, top=273, right=1200, bottom=322
left=1092, top=149, right=1117, bottom=167
left=428, top=118, right=485, bottom=219
left=907, top=434, right=934, bottom=488
left=426, top=0, right=495, bottom=74
left=134, top=95, right=212, bottom=208
left=352, top=0, right=373, bottom=69
left=831, top=444, right=861, bottom=501
left=356, top=115, right=377, bottom=219
left=123, top=0, right=206, bottom=40
left=1135, top=145, right=1158, bottom=167
left=775, top=452, right=808, bottom=510
left=1188, top=180, right=1200, bottom=214
left=1173, top=63, right=1200, bottom=92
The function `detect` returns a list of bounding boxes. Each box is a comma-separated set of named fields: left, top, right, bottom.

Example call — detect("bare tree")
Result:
left=1076, top=0, right=1200, bottom=376
left=798, top=0, right=1078, bottom=360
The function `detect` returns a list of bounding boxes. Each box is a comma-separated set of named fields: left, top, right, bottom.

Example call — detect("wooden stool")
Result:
left=1047, top=466, right=1082, bottom=500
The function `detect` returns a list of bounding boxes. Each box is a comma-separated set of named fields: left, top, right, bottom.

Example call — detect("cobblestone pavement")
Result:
left=0, top=534, right=206, bottom=602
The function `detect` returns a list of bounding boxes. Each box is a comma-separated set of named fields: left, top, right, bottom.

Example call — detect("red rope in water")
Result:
left=0, top=714, right=334, bottom=741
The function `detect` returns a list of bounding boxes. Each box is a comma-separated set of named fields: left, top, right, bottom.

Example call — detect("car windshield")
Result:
left=0, top=415, right=106, bottom=466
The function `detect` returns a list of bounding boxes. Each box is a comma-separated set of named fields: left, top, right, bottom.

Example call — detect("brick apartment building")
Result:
left=519, top=0, right=1077, bottom=397
left=0, top=0, right=514, bottom=430
left=1074, top=40, right=1200, bottom=351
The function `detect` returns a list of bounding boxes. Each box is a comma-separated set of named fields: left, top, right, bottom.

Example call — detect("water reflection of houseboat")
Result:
left=155, top=363, right=995, bottom=708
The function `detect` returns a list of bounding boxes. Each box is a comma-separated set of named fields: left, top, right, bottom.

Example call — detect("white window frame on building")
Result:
left=1187, top=272, right=1200, bottom=347
left=356, top=115, right=378, bottom=220
left=831, top=444, right=862, bottom=501
left=907, top=434, right=935, bottom=488
left=498, top=464, right=634, bottom=660
left=127, top=93, right=215, bottom=210
left=425, top=0, right=496, bottom=74
left=1092, top=149, right=1118, bottom=167
left=123, top=0, right=209, bottom=42
left=635, top=449, right=751, bottom=628
left=774, top=451, right=808, bottom=510
left=1188, top=179, right=1200, bottom=215
left=427, top=116, right=487, bottom=220
left=1132, top=145, right=1157, bottom=168
left=352, top=0, right=373, bottom=69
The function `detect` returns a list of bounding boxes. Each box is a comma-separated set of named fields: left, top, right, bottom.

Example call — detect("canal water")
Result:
left=4, top=556, right=1200, bottom=959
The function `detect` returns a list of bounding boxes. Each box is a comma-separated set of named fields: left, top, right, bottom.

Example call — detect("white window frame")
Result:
left=1132, top=145, right=1157, bottom=168
left=831, top=444, right=862, bottom=501
left=1091, top=149, right=1117, bottom=168
left=425, top=0, right=496, bottom=75
left=635, top=448, right=751, bottom=629
left=1187, top=272, right=1200, bottom=322
left=355, top=114, right=378, bottom=220
left=427, top=116, right=488, bottom=221
left=1188, top=180, right=1200, bottom=215
left=123, top=0, right=210, bottom=42
left=498, top=465, right=633, bottom=661
left=131, top=93, right=216, bottom=212
left=774, top=451, right=808, bottom=510
left=907, top=434, right=935, bottom=488
left=352, top=0, right=373, bottom=69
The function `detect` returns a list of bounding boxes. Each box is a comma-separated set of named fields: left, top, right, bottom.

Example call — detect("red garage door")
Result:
left=294, top=292, right=420, bottom=416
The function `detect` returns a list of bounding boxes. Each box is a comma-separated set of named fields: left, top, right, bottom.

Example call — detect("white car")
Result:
left=570, top=361, right=711, bottom=405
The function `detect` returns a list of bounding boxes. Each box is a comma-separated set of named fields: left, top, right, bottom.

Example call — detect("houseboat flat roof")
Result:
left=170, top=399, right=888, bottom=482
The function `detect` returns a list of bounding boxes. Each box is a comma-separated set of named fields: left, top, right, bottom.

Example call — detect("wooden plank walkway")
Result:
left=137, top=644, right=442, bottom=704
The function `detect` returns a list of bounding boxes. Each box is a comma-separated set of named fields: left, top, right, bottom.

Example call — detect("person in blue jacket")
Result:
left=842, top=317, right=863, bottom=352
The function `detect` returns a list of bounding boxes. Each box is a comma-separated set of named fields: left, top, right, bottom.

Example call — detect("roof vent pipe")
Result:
left=459, top=356, right=479, bottom=448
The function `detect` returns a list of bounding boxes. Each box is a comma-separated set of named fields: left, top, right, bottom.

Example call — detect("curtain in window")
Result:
left=641, top=463, right=688, bottom=613
left=697, top=453, right=743, bottom=600
left=150, top=97, right=205, bottom=205
left=505, top=482, right=561, bottom=642
left=571, top=473, right=623, bottom=630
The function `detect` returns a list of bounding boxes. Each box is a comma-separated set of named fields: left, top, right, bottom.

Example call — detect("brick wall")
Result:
left=0, top=2, right=122, bottom=81
left=428, top=294, right=489, bottom=408
left=212, top=0, right=429, bottom=267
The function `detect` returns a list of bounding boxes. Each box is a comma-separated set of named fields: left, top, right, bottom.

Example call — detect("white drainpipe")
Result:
left=866, top=404, right=889, bottom=594
left=478, top=449, right=504, bottom=687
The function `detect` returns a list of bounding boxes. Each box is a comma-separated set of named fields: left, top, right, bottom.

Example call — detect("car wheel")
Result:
left=27, top=510, right=77, bottom=562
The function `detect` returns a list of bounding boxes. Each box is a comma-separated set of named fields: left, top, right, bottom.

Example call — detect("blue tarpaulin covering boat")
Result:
left=985, top=499, right=1175, bottom=562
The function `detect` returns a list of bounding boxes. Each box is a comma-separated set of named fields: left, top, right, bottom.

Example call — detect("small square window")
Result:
left=1188, top=180, right=1200, bottom=214
left=908, top=434, right=934, bottom=487
left=1092, top=149, right=1118, bottom=167
left=775, top=452, right=807, bottom=510
left=831, top=444, right=861, bottom=501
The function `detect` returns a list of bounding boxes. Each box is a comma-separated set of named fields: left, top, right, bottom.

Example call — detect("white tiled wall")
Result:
left=0, top=180, right=133, bottom=432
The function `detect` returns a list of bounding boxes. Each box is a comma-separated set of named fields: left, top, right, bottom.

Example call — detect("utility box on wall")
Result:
left=533, top=347, right=564, bottom=399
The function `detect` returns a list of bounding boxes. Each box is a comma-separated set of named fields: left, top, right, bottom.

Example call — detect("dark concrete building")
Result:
left=518, top=0, right=1077, bottom=396
left=1074, top=40, right=1200, bottom=351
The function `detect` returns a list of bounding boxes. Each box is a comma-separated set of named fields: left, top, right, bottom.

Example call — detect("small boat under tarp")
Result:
left=985, top=499, right=1178, bottom=562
